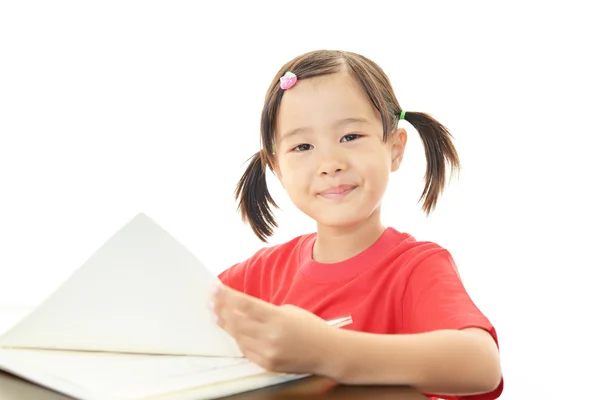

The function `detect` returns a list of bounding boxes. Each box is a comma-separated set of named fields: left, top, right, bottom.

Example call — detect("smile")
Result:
left=318, top=185, right=357, bottom=200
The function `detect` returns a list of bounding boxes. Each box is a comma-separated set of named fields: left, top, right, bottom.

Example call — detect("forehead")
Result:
left=276, top=72, right=380, bottom=138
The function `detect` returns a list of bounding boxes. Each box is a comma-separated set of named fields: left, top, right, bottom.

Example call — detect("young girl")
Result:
left=211, top=50, right=503, bottom=400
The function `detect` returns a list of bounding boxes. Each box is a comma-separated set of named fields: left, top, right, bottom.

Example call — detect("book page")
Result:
left=0, top=348, right=287, bottom=400
left=0, top=213, right=241, bottom=358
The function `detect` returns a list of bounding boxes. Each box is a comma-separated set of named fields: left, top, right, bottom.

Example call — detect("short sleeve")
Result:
left=218, top=262, right=245, bottom=292
left=403, top=250, right=503, bottom=400
left=217, top=247, right=269, bottom=298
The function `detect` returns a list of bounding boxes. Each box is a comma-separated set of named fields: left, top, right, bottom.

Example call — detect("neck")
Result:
left=312, top=208, right=386, bottom=264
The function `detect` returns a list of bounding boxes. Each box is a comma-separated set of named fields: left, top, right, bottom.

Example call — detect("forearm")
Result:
left=320, top=328, right=502, bottom=396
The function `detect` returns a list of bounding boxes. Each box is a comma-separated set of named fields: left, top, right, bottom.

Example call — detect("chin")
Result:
left=312, top=212, right=368, bottom=229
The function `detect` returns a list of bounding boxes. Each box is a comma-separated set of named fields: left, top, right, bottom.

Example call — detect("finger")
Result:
left=235, top=335, right=274, bottom=370
left=223, top=311, right=266, bottom=341
left=210, top=285, right=269, bottom=336
left=215, top=284, right=274, bottom=322
left=208, top=283, right=226, bottom=324
left=210, top=283, right=246, bottom=324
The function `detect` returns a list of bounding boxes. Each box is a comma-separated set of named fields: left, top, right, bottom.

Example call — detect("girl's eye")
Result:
left=293, top=144, right=313, bottom=152
left=341, top=134, right=361, bottom=142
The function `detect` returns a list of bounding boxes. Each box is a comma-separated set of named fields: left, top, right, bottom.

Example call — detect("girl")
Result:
left=211, top=50, right=503, bottom=400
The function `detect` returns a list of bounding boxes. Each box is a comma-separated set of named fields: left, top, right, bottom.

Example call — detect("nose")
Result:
left=317, top=146, right=347, bottom=176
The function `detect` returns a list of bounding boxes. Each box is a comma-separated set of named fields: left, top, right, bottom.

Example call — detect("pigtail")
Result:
left=234, top=151, right=279, bottom=242
left=403, top=111, right=461, bottom=214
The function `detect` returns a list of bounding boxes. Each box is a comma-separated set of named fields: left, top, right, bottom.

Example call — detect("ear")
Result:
left=390, top=128, right=407, bottom=172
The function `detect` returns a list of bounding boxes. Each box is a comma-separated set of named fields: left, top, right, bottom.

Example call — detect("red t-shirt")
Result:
left=219, top=227, right=503, bottom=399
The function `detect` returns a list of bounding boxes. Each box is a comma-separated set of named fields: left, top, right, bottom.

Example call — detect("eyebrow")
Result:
left=280, top=117, right=370, bottom=142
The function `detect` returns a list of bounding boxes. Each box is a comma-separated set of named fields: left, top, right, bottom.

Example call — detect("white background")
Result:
left=1, top=1, right=598, bottom=398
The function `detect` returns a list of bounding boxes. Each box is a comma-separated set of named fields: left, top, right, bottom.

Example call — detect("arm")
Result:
left=213, top=250, right=503, bottom=397
left=319, top=326, right=502, bottom=396
left=315, top=250, right=503, bottom=396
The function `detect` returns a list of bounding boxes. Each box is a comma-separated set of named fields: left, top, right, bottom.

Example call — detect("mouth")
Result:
left=318, top=185, right=357, bottom=199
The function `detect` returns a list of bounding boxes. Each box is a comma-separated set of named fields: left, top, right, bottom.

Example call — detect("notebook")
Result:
left=0, top=213, right=311, bottom=399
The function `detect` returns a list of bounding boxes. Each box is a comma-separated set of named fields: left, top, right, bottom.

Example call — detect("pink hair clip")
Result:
left=279, top=71, right=297, bottom=90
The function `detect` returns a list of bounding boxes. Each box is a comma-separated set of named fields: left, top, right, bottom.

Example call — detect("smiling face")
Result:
left=273, top=71, right=407, bottom=230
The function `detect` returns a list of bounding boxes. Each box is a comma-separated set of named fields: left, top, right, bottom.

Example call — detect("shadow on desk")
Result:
left=0, top=371, right=428, bottom=400
left=0, top=371, right=74, bottom=400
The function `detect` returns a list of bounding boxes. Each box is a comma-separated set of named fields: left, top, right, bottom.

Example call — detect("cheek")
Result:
left=279, top=159, right=311, bottom=190
left=363, top=160, right=391, bottom=189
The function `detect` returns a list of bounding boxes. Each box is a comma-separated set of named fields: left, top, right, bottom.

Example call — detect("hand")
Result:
left=210, top=283, right=337, bottom=376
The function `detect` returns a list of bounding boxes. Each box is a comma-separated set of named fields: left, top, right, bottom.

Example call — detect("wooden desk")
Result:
left=0, top=371, right=428, bottom=400
left=222, top=376, right=429, bottom=399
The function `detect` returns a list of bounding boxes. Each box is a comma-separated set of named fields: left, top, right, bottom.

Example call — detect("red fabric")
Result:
left=219, top=228, right=503, bottom=399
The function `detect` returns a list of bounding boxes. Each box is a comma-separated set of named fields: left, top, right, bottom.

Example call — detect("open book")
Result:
left=0, top=213, right=311, bottom=400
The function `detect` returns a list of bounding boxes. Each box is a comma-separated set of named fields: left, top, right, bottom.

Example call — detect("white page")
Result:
left=143, top=373, right=308, bottom=400
left=0, top=213, right=241, bottom=358
left=0, top=348, right=308, bottom=400
left=0, top=348, right=285, bottom=400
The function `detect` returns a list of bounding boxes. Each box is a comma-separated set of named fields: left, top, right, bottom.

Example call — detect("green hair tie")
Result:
left=399, top=110, right=406, bottom=120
